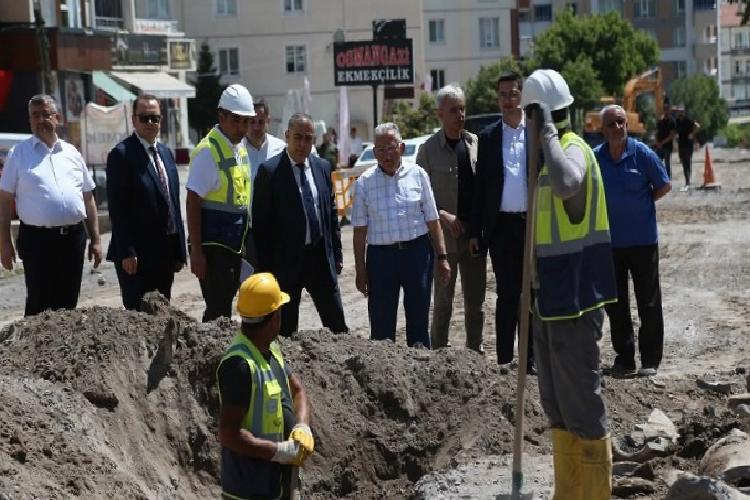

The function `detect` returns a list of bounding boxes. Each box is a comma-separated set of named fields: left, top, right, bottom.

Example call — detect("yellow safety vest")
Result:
left=534, top=131, right=617, bottom=320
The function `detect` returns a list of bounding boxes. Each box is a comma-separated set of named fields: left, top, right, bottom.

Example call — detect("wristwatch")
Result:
left=437, top=254, right=449, bottom=261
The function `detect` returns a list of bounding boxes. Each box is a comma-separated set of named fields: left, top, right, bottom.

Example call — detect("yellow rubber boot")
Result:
left=551, top=428, right=582, bottom=500
left=580, top=435, right=613, bottom=500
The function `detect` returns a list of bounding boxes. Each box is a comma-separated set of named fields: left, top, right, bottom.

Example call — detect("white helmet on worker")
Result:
left=520, top=69, right=574, bottom=112
left=218, top=84, right=256, bottom=116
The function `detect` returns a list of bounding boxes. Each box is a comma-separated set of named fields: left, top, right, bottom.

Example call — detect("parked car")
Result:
left=464, top=113, right=501, bottom=135
left=0, top=133, right=32, bottom=177
left=353, top=135, right=429, bottom=170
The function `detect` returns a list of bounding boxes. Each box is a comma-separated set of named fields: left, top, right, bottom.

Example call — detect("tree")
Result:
left=464, top=57, right=524, bottom=115
left=388, top=92, right=439, bottom=138
left=527, top=9, right=659, bottom=97
left=559, top=56, right=604, bottom=130
left=188, top=42, right=225, bottom=137
left=669, top=74, right=729, bottom=141
left=727, top=0, right=750, bottom=25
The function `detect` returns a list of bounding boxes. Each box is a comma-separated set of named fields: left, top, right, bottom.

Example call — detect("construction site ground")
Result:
left=0, top=146, right=748, bottom=499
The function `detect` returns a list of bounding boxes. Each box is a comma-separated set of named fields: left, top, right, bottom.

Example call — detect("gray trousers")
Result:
left=533, top=307, right=609, bottom=440
left=430, top=234, right=487, bottom=350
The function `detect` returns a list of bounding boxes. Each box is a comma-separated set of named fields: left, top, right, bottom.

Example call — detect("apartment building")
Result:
left=0, top=0, right=195, bottom=152
left=177, top=0, right=425, bottom=140
left=720, top=0, right=750, bottom=120
left=423, top=0, right=516, bottom=91
left=518, top=0, right=594, bottom=57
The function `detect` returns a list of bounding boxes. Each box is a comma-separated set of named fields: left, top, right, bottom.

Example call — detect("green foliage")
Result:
left=388, top=92, right=439, bottom=139
left=726, top=0, right=750, bottom=25
left=720, top=123, right=750, bottom=147
left=526, top=9, right=659, bottom=96
left=669, top=74, right=729, bottom=140
left=464, top=57, right=524, bottom=115
left=560, top=56, right=604, bottom=130
left=188, top=42, right=225, bottom=137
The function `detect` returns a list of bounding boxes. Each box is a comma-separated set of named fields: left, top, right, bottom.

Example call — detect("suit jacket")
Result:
left=416, top=129, right=478, bottom=253
left=471, top=118, right=529, bottom=250
left=106, top=133, right=187, bottom=267
left=252, top=150, right=342, bottom=288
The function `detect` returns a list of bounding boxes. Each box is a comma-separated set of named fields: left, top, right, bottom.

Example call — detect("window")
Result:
left=284, top=0, right=303, bottom=14
left=675, top=60, right=687, bottom=78
left=519, top=10, right=530, bottom=22
left=735, top=31, right=746, bottom=48
left=704, top=25, right=717, bottom=43
left=673, top=26, right=685, bottom=47
left=534, top=4, right=553, bottom=21
left=218, top=48, right=239, bottom=76
left=673, top=0, right=685, bottom=14
left=694, top=0, right=715, bottom=10
left=430, top=69, right=445, bottom=91
left=428, top=19, right=445, bottom=44
left=95, top=0, right=122, bottom=18
left=479, top=17, right=499, bottom=49
left=148, top=0, right=170, bottom=18
left=285, top=45, right=306, bottom=73
left=598, top=0, right=623, bottom=15
left=745, top=60, right=750, bottom=74
left=705, top=56, right=717, bottom=75
left=216, top=0, right=237, bottom=16
left=634, top=0, right=655, bottom=18
left=736, top=60, right=743, bottom=75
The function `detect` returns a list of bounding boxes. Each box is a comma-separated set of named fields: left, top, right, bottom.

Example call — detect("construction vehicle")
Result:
left=583, top=68, right=664, bottom=146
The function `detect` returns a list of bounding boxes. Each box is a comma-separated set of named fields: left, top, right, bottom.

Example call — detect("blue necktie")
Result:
left=296, top=163, right=321, bottom=245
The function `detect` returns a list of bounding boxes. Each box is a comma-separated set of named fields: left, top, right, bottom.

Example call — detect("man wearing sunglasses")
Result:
left=594, top=105, right=671, bottom=378
left=186, top=84, right=254, bottom=322
left=106, top=94, right=187, bottom=311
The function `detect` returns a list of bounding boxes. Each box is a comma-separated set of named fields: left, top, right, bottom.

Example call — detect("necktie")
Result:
left=149, top=146, right=176, bottom=234
left=296, top=163, right=321, bottom=245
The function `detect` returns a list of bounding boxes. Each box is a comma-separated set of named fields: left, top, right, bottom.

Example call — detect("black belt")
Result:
left=497, top=211, right=526, bottom=220
left=21, top=221, right=83, bottom=235
left=370, top=233, right=428, bottom=250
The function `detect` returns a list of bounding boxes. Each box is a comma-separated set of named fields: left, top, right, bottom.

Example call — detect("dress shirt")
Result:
left=246, top=133, right=286, bottom=181
left=287, top=153, right=320, bottom=245
left=0, top=135, right=94, bottom=226
left=135, top=133, right=170, bottom=195
left=351, top=162, right=439, bottom=245
left=500, top=118, right=528, bottom=212
left=186, top=125, right=248, bottom=198
left=349, top=136, right=363, bottom=156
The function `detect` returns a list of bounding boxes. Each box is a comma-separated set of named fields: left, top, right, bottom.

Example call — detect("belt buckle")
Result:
left=59, top=225, right=70, bottom=235
left=395, top=240, right=406, bottom=250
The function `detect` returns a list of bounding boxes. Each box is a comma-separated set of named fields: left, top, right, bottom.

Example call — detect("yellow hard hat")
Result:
left=236, top=273, right=290, bottom=321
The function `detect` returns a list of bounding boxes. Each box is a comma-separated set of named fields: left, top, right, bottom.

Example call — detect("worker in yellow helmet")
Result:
left=216, top=273, right=313, bottom=500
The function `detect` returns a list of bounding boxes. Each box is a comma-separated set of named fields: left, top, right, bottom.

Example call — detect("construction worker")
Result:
left=521, top=69, right=617, bottom=499
left=217, top=272, right=313, bottom=500
left=186, top=84, right=254, bottom=322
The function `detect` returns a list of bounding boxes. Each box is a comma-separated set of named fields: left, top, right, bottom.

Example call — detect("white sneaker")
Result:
left=679, top=185, right=690, bottom=192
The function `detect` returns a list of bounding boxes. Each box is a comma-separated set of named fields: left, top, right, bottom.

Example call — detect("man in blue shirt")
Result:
left=594, top=105, right=671, bottom=377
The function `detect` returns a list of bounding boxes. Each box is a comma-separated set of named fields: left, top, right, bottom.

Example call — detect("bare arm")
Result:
left=0, top=190, right=15, bottom=270
left=353, top=225, right=368, bottom=296
left=186, top=189, right=206, bottom=280
left=653, top=183, right=671, bottom=201
left=83, top=191, right=102, bottom=268
left=289, top=373, right=309, bottom=425
left=427, top=219, right=451, bottom=286
left=218, top=404, right=279, bottom=460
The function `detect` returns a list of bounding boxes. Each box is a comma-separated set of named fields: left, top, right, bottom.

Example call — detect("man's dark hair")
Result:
left=132, top=94, right=160, bottom=115
left=288, top=112, right=313, bottom=131
left=254, top=99, right=269, bottom=116
left=496, top=72, right=523, bottom=91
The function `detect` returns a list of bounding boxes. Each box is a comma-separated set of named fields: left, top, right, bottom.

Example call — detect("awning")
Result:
left=93, top=71, right=137, bottom=103
left=109, top=71, right=195, bottom=99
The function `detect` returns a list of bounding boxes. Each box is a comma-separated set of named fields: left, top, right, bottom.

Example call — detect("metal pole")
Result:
left=33, top=3, right=53, bottom=95
left=372, top=84, right=378, bottom=128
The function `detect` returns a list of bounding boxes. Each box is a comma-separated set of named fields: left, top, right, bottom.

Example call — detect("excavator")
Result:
left=583, top=68, right=664, bottom=146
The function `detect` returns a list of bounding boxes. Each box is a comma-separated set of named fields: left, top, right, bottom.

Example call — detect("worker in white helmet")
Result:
left=521, top=69, right=617, bottom=500
left=186, top=84, right=255, bottom=322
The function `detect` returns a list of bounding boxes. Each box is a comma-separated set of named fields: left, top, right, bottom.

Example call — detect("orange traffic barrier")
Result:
left=700, top=145, right=721, bottom=190
left=331, top=170, right=359, bottom=217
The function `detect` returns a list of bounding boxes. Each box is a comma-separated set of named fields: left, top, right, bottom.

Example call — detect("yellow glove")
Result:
left=290, top=423, right=315, bottom=459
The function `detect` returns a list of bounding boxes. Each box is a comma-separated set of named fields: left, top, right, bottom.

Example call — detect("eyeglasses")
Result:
left=604, top=119, right=626, bottom=128
left=373, top=145, right=400, bottom=154
left=138, top=114, right=162, bottom=124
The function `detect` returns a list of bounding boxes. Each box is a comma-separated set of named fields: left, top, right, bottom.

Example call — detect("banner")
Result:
left=338, top=86, right=350, bottom=166
left=81, top=102, right=131, bottom=165
left=333, top=39, right=414, bottom=86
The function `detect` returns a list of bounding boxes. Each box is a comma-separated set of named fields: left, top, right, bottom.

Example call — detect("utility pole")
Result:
left=33, top=1, right=53, bottom=95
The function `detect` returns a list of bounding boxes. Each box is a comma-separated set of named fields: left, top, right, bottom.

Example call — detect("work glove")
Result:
left=290, top=423, right=315, bottom=458
left=271, top=439, right=307, bottom=466
left=525, top=102, right=554, bottom=132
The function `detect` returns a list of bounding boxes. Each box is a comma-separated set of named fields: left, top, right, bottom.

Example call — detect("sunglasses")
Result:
left=138, top=114, right=162, bottom=124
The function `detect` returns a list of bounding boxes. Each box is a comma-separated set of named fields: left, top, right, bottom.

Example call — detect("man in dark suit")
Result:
left=469, top=72, right=535, bottom=373
left=106, top=94, right=187, bottom=310
left=252, top=113, right=348, bottom=336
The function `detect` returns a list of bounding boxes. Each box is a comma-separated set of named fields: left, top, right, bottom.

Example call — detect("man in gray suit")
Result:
left=416, top=83, right=486, bottom=352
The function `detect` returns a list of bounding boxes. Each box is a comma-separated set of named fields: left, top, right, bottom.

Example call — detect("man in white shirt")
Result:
left=352, top=122, right=451, bottom=347
left=347, top=127, right=364, bottom=168
left=244, top=100, right=286, bottom=181
left=470, top=72, right=535, bottom=373
left=0, top=94, right=102, bottom=316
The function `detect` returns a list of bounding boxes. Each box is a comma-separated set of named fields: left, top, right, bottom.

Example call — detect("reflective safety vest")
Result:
left=190, top=128, right=251, bottom=254
left=534, top=131, right=617, bottom=321
left=217, top=334, right=290, bottom=500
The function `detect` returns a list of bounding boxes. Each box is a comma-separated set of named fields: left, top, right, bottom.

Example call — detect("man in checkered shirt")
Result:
left=352, top=122, right=451, bottom=347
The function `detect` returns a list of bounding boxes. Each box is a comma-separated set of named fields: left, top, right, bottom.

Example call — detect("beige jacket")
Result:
left=415, top=129, right=478, bottom=253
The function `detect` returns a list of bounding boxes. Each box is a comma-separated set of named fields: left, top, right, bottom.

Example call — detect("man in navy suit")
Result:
left=252, top=113, right=348, bottom=336
left=106, top=94, right=187, bottom=310
left=470, top=72, right=535, bottom=373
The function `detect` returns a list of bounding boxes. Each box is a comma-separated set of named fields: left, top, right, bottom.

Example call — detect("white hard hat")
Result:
left=520, top=69, right=574, bottom=112
left=218, top=84, right=256, bottom=116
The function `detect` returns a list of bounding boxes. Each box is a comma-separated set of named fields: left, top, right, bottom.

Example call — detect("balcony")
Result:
left=95, top=16, right=124, bottom=30
left=133, top=18, right=180, bottom=34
